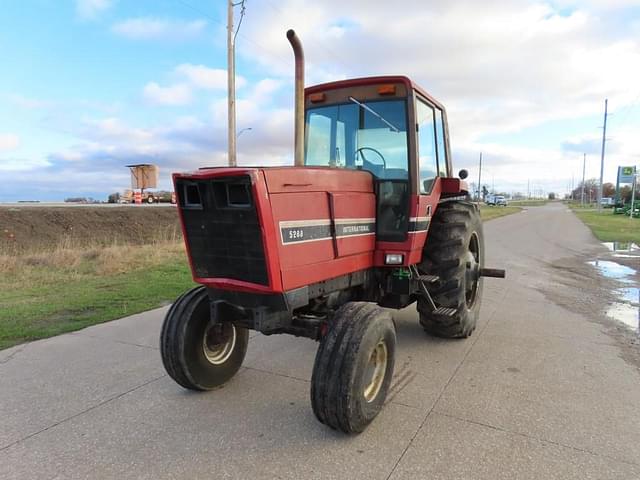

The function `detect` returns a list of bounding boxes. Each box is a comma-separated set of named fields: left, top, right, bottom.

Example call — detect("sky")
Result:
left=0, top=0, right=639, bottom=201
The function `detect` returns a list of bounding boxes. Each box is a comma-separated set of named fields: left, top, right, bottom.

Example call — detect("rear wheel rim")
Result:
left=465, top=232, right=480, bottom=308
left=363, top=340, right=388, bottom=403
left=202, top=322, right=236, bottom=365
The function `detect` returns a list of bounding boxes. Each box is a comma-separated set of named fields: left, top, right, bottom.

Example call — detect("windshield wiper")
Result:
left=348, top=96, right=400, bottom=133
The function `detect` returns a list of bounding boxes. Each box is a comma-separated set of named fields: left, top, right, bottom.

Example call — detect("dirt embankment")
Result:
left=0, top=206, right=182, bottom=254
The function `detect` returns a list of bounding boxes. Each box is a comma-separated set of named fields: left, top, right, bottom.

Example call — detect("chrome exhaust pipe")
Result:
left=286, top=29, right=305, bottom=167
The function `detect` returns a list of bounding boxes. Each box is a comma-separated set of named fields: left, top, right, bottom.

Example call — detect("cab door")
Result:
left=411, top=97, right=448, bottom=261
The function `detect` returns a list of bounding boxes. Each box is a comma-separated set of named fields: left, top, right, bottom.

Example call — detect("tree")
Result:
left=619, top=185, right=632, bottom=203
left=571, top=178, right=599, bottom=203
left=108, top=192, right=121, bottom=204
left=603, top=183, right=615, bottom=197
left=548, top=192, right=556, bottom=200
left=482, top=185, right=489, bottom=200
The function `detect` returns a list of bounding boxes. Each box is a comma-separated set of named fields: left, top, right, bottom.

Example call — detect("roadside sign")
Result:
left=618, top=166, right=636, bottom=184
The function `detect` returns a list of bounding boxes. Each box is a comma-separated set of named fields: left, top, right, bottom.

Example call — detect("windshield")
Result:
left=305, top=99, right=409, bottom=180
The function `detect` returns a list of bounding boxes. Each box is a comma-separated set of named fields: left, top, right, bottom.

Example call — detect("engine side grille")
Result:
left=177, top=175, right=268, bottom=286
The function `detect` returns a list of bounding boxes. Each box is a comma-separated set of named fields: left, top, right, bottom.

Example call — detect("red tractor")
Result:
left=161, top=30, right=504, bottom=433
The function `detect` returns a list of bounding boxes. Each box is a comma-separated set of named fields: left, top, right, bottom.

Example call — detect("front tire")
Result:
left=311, top=302, right=396, bottom=434
left=160, top=286, right=249, bottom=391
left=418, top=201, right=484, bottom=338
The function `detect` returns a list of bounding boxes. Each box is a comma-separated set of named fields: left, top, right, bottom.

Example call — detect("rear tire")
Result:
left=418, top=201, right=484, bottom=338
left=311, top=302, right=396, bottom=434
left=160, top=286, right=249, bottom=390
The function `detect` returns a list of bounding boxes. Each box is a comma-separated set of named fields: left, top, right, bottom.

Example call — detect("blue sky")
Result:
left=1, top=0, right=639, bottom=201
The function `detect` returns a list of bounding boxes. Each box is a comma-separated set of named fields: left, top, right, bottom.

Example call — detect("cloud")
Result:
left=0, top=133, right=20, bottom=152
left=222, top=0, right=640, bottom=193
left=237, top=1, right=640, bottom=140
left=175, top=64, right=247, bottom=90
left=562, top=135, right=603, bottom=155
left=142, top=83, right=192, bottom=106
left=8, top=94, right=53, bottom=110
left=553, top=0, right=640, bottom=11
left=250, top=78, right=282, bottom=99
left=32, top=78, right=294, bottom=198
left=0, top=157, right=51, bottom=173
left=140, top=64, right=248, bottom=108
left=76, top=0, right=114, bottom=20
left=111, top=17, right=207, bottom=40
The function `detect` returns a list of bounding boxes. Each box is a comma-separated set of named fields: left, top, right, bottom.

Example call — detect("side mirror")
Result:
left=458, top=169, right=468, bottom=180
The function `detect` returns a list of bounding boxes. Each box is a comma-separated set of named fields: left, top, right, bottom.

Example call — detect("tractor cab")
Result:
left=303, top=76, right=460, bottom=259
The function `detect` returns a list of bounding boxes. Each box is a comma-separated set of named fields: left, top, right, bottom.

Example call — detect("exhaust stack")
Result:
left=287, top=29, right=305, bottom=167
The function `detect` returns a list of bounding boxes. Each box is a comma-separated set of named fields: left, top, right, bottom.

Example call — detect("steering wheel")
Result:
left=356, top=147, right=386, bottom=170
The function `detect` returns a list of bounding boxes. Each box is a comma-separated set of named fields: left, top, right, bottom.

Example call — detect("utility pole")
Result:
left=477, top=152, right=482, bottom=203
left=631, top=172, right=638, bottom=220
left=581, top=153, right=586, bottom=206
left=527, top=179, right=530, bottom=199
left=597, top=99, right=608, bottom=212
left=227, top=0, right=237, bottom=167
left=571, top=174, right=574, bottom=201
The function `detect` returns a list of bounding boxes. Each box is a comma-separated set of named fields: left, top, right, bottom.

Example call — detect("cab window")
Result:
left=416, top=99, right=438, bottom=194
left=435, top=108, right=447, bottom=177
left=305, top=100, right=409, bottom=180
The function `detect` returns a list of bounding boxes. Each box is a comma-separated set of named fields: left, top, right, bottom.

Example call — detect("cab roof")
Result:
left=305, top=75, right=445, bottom=112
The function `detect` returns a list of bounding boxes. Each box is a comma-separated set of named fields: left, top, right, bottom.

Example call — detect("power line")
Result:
left=612, top=90, right=640, bottom=129
left=173, top=0, right=292, bottom=70
left=233, top=0, right=246, bottom=44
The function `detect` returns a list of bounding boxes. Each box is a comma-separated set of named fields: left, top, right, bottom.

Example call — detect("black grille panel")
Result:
left=177, top=176, right=268, bottom=285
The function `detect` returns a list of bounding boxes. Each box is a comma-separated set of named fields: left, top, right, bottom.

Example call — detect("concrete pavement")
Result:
left=1, top=203, right=639, bottom=479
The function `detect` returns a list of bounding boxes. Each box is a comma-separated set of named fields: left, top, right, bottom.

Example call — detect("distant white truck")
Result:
left=486, top=195, right=508, bottom=206
left=600, top=197, right=615, bottom=208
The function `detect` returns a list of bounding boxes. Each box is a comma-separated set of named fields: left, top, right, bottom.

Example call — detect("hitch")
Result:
left=466, top=261, right=506, bottom=281
left=479, top=268, right=506, bottom=279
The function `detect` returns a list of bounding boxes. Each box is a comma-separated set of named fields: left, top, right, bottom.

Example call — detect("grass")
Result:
left=570, top=208, right=639, bottom=243
left=509, top=199, right=548, bottom=207
left=480, top=205, right=522, bottom=221
left=0, top=241, right=194, bottom=350
left=567, top=202, right=598, bottom=210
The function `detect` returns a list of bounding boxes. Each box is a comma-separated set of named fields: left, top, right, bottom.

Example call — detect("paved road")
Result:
left=2, top=203, right=639, bottom=479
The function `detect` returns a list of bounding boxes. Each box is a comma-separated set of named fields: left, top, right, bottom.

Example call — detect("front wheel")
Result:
left=311, top=302, right=396, bottom=434
left=418, top=201, right=484, bottom=338
left=160, top=286, right=249, bottom=390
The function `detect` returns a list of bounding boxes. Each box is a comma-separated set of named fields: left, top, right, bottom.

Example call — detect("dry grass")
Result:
left=0, top=238, right=185, bottom=287
left=0, top=222, right=182, bottom=257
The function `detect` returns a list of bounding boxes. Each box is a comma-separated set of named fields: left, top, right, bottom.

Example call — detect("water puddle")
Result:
left=618, top=287, right=640, bottom=304
left=587, top=260, right=636, bottom=282
left=587, top=252, right=639, bottom=334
